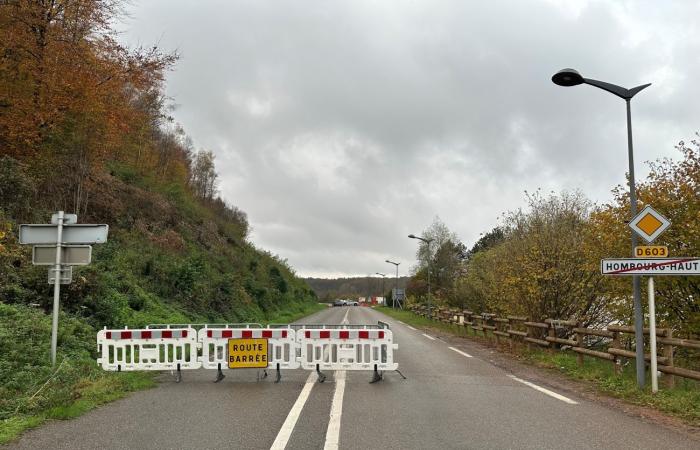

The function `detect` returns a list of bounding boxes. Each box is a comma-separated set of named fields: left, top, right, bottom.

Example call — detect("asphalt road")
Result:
left=6, top=306, right=698, bottom=449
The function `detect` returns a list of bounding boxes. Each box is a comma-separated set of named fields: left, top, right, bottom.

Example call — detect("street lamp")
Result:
left=376, top=272, right=386, bottom=306
left=552, top=68, right=651, bottom=389
left=408, top=234, right=434, bottom=319
left=385, top=260, right=400, bottom=309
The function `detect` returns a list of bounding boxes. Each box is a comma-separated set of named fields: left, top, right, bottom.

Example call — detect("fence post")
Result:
left=663, top=329, right=675, bottom=388
left=610, top=330, right=621, bottom=375
left=547, top=320, right=556, bottom=354
left=575, top=323, right=584, bottom=367
left=525, top=322, right=532, bottom=351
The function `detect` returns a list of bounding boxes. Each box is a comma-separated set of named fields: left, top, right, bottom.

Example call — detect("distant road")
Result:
left=6, top=307, right=698, bottom=449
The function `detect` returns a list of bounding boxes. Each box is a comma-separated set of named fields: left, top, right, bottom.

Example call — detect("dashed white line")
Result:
left=341, top=308, right=350, bottom=324
left=406, top=325, right=417, bottom=331
left=448, top=347, right=473, bottom=358
left=421, top=333, right=436, bottom=341
left=270, top=372, right=317, bottom=449
left=323, top=371, right=347, bottom=450
left=507, top=375, right=578, bottom=405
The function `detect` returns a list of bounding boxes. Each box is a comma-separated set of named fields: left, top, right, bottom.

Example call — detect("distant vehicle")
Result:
left=333, top=300, right=346, bottom=307
left=348, top=301, right=359, bottom=306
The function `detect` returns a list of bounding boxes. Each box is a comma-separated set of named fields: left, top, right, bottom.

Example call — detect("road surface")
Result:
left=6, top=306, right=698, bottom=449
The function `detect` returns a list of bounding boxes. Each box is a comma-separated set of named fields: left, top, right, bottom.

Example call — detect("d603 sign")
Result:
left=634, top=246, right=668, bottom=258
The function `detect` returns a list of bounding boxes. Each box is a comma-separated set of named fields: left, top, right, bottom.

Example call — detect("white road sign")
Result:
left=601, top=258, right=700, bottom=275
left=51, top=213, right=78, bottom=225
left=19, top=224, right=109, bottom=245
left=628, top=206, right=671, bottom=243
left=48, top=266, right=73, bottom=284
left=33, top=245, right=92, bottom=265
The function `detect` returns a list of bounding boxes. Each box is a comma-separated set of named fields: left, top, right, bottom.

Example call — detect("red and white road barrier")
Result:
left=96, top=323, right=400, bottom=382
left=298, top=327, right=398, bottom=372
left=198, top=326, right=299, bottom=371
left=97, top=326, right=200, bottom=372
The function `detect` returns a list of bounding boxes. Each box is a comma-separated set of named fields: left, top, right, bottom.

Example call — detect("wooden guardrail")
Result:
left=407, top=304, right=700, bottom=386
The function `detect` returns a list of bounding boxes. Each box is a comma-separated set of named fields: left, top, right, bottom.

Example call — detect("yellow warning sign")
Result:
left=628, top=205, right=671, bottom=243
left=228, top=338, right=268, bottom=369
left=635, top=246, right=668, bottom=258
left=636, top=214, right=663, bottom=236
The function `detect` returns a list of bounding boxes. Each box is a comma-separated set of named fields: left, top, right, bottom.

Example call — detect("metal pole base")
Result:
left=370, top=367, right=383, bottom=384
left=214, top=364, right=225, bottom=383
left=316, top=364, right=327, bottom=383
left=175, top=364, right=182, bottom=383
left=275, top=364, right=281, bottom=383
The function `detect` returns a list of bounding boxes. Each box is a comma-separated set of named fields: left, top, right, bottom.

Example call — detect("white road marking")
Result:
left=397, top=320, right=405, bottom=324
left=406, top=325, right=417, bottom=331
left=341, top=308, right=350, bottom=324
left=421, top=333, right=436, bottom=341
left=323, top=371, right=347, bottom=450
left=270, top=372, right=317, bottom=449
left=507, top=375, right=578, bottom=405
left=448, top=347, right=473, bottom=358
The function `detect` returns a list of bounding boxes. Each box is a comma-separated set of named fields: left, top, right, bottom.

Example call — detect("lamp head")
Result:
left=552, top=68, right=584, bottom=87
left=408, top=234, right=416, bottom=239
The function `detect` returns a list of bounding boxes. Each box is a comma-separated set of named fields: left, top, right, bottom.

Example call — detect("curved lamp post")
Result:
left=385, top=260, right=400, bottom=309
left=408, top=234, right=434, bottom=319
left=552, top=68, right=651, bottom=389
left=376, top=272, right=386, bottom=305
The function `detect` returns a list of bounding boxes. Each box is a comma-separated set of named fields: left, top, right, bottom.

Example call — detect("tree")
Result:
left=189, top=149, right=218, bottom=200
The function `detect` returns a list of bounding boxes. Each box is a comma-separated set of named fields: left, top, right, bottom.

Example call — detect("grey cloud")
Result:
left=119, top=0, right=700, bottom=276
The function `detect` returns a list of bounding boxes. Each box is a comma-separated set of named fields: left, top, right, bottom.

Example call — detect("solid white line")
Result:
left=397, top=320, right=405, bottom=324
left=406, top=325, right=417, bottom=331
left=448, top=346, right=473, bottom=358
left=270, top=372, right=317, bottom=449
left=323, top=371, right=347, bottom=450
left=507, top=375, right=578, bottom=405
left=421, top=333, right=436, bottom=341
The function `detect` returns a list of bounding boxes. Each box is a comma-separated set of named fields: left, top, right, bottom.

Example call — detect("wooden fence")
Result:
left=408, top=304, right=700, bottom=386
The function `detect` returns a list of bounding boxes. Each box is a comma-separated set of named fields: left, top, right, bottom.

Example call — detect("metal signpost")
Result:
left=602, top=207, right=698, bottom=393
left=392, top=288, right=405, bottom=309
left=19, top=212, right=108, bottom=366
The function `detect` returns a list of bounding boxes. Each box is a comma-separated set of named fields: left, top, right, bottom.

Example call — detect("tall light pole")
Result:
left=552, top=68, right=651, bottom=389
left=385, top=260, right=400, bottom=309
left=376, top=272, right=386, bottom=305
left=408, top=234, right=434, bottom=319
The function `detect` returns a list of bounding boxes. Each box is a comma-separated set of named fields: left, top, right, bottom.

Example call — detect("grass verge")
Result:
left=266, top=302, right=327, bottom=324
left=0, top=371, right=156, bottom=444
left=377, top=306, right=700, bottom=427
left=0, top=301, right=324, bottom=445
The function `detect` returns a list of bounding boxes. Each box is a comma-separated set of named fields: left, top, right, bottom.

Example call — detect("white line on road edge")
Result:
left=270, top=372, right=317, bottom=449
left=323, top=371, right=347, bottom=450
left=422, top=333, right=436, bottom=341
left=341, top=308, right=350, bottom=325
left=406, top=325, right=417, bottom=331
left=507, top=375, right=578, bottom=405
left=448, top=347, right=473, bottom=358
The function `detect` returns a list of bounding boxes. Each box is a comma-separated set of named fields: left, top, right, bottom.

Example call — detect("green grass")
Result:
left=0, top=302, right=325, bottom=444
left=377, top=306, right=700, bottom=426
left=266, top=302, right=327, bottom=324
left=0, top=370, right=156, bottom=444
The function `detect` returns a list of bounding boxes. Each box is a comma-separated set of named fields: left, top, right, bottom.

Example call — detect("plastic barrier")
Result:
left=298, top=327, right=398, bottom=381
left=96, top=322, right=401, bottom=384
left=96, top=326, right=200, bottom=377
left=198, top=325, right=298, bottom=382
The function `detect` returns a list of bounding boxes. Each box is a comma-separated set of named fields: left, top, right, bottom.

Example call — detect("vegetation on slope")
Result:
left=0, top=1, right=318, bottom=441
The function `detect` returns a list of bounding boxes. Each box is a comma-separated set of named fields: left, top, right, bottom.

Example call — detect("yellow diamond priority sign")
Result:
left=628, top=205, right=670, bottom=244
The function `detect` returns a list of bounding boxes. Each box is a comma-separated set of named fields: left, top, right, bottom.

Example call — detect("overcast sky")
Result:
left=118, top=0, right=700, bottom=278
